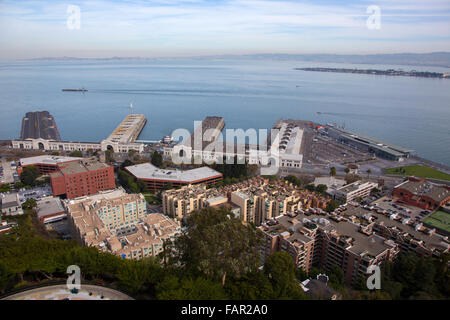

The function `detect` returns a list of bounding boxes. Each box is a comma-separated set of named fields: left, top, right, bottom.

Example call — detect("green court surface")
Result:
left=423, top=210, right=450, bottom=233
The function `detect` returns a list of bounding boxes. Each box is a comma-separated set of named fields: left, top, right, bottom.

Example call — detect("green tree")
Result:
left=366, top=169, right=372, bottom=179
left=151, top=151, right=163, bottom=167
left=20, top=166, right=39, bottom=186
left=264, top=252, right=306, bottom=299
left=173, top=207, right=262, bottom=283
left=344, top=167, right=350, bottom=174
left=0, top=184, right=11, bottom=193
left=315, top=184, right=328, bottom=194
left=330, top=166, right=337, bottom=177
left=14, top=181, right=24, bottom=190
left=325, top=200, right=339, bottom=213
left=22, top=199, right=37, bottom=210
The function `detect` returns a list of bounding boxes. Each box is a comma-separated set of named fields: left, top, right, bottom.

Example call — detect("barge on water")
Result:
left=62, top=88, right=88, bottom=92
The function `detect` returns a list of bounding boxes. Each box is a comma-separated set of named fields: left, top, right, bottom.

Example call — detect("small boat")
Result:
left=62, top=88, right=87, bottom=92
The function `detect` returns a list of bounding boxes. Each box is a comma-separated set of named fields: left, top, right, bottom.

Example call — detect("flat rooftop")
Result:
left=343, top=205, right=449, bottom=252
left=55, top=159, right=110, bottom=175
left=264, top=213, right=390, bottom=256
left=328, top=125, right=413, bottom=155
left=20, top=111, right=61, bottom=141
left=125, top=163, right=222, bottom=182
left=337, top=181, right=375, bottom=194
left=36, top=197, right=65, bottom=218
left=105, top=114, right=146, bottom=144
left=20, top=155, right=81, bottom=167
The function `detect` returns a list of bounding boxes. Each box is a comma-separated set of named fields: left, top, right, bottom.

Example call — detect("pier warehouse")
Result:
left=12, top=113, right=147, bottom=153
left=326, top=125, right=413, bottom=161
left=125, top=163, right=223, bottom=193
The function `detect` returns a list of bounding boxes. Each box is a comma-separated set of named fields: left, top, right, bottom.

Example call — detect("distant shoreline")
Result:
left=296, top=67, right=449, bottom=79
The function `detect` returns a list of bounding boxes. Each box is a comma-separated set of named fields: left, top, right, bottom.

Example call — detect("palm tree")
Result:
left=330, top=166, right=336, bottom=177
left=366, top=169, right=372, bottom=179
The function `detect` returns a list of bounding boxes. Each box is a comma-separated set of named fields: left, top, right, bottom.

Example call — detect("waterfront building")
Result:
left=66, top=188, right=180, bottom=259
left=326, top=125, right=413, bottom=161
left=164, top=118, right=304, bottom=169
left=12, top=114, right=147, bottom=153
left=20, top=111, right=61, bottom=141
left=49, top=158, right=115, bottom=199
left=393, top=177, right=450, bottom=210
left=125, top=162, right=222, bottom=193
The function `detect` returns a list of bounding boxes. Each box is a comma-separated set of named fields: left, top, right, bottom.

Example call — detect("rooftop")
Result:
left=105, top=114, right=146, bottom=144
left=125, top=163, right=222, bottom=182
left=36, top=197, right=65, bottom=219
left=20, top=155, right=81, bottom=167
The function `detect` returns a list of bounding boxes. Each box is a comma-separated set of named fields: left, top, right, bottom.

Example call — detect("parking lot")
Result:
left=46, top=219, right=71, bottom=239
left=371, top=196, right=426, bottom=221
left=18, top=185, right=53, bottom=202
left=310, top=135, right=372, bottom=165
left=0, top=158, right=16, bottom=184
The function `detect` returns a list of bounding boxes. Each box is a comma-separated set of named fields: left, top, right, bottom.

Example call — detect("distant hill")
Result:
left=28, top=52, right=450, bottom=68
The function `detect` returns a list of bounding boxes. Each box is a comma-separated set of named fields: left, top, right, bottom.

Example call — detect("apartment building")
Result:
left=49, top=158, right=115, bottom=199
left=162, top=184, right=228, bottom=219
left=66, top=188, right=181, bottom=259
left=162, top=176, right=329, bottom=226
left=340, top=204, right=449, bottom=257
left=259, top=209, right=399, bottom=285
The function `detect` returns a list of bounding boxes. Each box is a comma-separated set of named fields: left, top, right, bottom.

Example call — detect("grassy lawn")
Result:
left=423, top=210, right=450, bottom=233
left=143, top=193, right=161, bottom=205
left=384, top=164, right=450, bottom=181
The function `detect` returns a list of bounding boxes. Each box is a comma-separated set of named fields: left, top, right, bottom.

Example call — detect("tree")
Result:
left=330, top=166, right=336, bottom=177
left=305, top=184, right=315, bottom=192
left=325, top=200, right=339, bottom=213
left=366, top=169, right=372, bottom=179
left=344, top=167, right=350, bottom=174
left=20, top=166, right=39, bottom=186
left=0, top=263, right=13, bottom=294
left=285, top=175, right=302, bottom=187
left=14, top=181, right=24, bottom=190
left=315, top=184, right=328, bottom=194
left=264, top=252, right=306, bottom=299
left=50, top=151, right=59, bottom=156
left=327, top=264, right=345, bottom=289
left=69, top=150, right=82, bottom=157
left=128, top=149, right=137, bottom=157
left=22, top=199, right=37, bottom=210
left=0, top=184, right=11, bottom=193
left=151, top=151, right=163, bottom=167
left=173, top=207, right=262, bottom=283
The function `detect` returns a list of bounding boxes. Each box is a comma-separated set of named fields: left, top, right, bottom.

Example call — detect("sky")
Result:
left=0, top=0, right=449, bottom=59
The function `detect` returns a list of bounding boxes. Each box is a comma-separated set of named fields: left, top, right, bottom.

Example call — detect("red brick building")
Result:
left=49, top=158, right=115, bottom=199
left=393, top=177, right=450, bottom=210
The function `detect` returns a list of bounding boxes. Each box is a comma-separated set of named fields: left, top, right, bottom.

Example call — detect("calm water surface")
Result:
left=0, top=59, right=449, bottom=165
